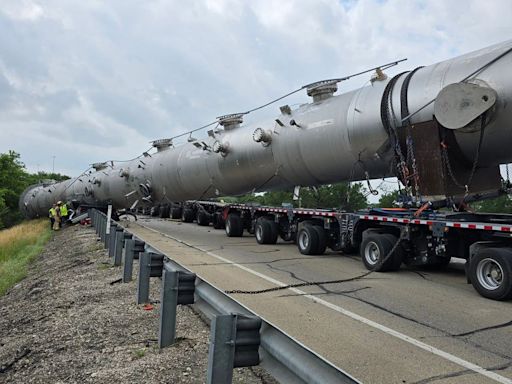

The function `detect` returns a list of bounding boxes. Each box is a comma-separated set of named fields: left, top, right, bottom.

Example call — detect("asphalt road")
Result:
left=127, top=217, right=512, bottom=384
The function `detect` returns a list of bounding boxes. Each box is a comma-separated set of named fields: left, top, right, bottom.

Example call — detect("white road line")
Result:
left=139, top=223, right=512, bottom=384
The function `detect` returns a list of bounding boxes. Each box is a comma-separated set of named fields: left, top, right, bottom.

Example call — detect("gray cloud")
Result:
left=0, top=0, right=511, bottom=179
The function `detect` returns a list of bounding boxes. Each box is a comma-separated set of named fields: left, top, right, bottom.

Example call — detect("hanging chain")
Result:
left=226, top=228, right=408, bottom=295
left=440, top=113, right=487, bottom=197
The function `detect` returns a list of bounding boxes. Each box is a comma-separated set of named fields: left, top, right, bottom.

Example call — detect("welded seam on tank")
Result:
left=137, top=223, right=512, bottom=384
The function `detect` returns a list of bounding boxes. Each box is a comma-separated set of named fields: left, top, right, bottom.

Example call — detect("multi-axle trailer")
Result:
left=150, top=200, right=512, bottom=301
left=19, top=40, right=512, bottom=301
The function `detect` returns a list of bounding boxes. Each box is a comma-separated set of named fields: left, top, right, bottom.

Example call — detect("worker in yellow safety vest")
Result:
left=48, top=205, right=57, bottom=230
left=57, top=201, right=68, bottom=227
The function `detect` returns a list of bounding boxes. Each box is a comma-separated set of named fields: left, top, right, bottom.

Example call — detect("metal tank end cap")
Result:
left=435, top=83, right=497, bottom=129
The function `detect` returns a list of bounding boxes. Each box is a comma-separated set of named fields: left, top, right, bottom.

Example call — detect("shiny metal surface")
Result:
left=20, top=40, right=512, bottom=218
left=476, top=258, right=504, bottom=291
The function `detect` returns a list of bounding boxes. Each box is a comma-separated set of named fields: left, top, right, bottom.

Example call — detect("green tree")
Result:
left=473, top=194, right=512, bottom=213
left=377, top=190, right=400, bottom=208
left=229, top=183, right=368, bottom=211
left=0, top=151, right=30, bottom=228
left=300, top=183, right=368, bottom=211
left=26, top=171, right=70, bottom=184
left=0, top=151, right=70, bottom=229
left=261, top=190, right=294, bottom=206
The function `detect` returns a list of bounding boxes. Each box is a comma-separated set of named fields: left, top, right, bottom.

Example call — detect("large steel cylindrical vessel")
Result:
left=19, top=40, right=512, bottom=217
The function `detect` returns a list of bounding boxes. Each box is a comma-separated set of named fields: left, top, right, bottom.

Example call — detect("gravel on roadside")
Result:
left=0, top=224, right=276, bottom=384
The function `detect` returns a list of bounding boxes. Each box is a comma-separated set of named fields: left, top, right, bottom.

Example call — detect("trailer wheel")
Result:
left=312, top=226, right=327, bottom=255
left=171, top=207, right=182, bottom=219
left=469, top=247, right=512, bottom=300
left=380, top=233, right=404, bottom=271
left=226, top=213, right=243, bottom=237
left=255, top=218, right=278, bottom=244
left=181, top=208, right=195, bottom=223
left=159, top=204, right=170, bottom=219
left=361, top=233, right=402, bottom=272
left=212, top=212, right=225, bottom=229
left=197, top=210, right=210, bottom=226
left=297, top=224, right=321, bottom=255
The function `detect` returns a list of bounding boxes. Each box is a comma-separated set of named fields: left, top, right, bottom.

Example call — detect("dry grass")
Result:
left=0, top=219, right=52, bottom=295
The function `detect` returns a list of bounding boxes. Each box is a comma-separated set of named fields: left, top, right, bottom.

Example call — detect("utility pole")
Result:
left=52, top=156, right=56, bottom=173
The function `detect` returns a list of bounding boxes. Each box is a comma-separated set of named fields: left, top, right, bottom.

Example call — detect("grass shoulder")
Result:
left=0, top=219, right=52, bottom=296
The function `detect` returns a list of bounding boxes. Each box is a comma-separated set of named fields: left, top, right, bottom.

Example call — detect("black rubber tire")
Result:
left=255, top=218, right=278, bottom=244
left=312, top=226, right=327, bottom=255
left=181, top=208, right=195, bottom=223
left=225, top=213, right=243, bottom=237
left=159, top=204, right=170, bottom=218
left=380, top=233, right=404, bottom=271
left=360, top=232, right=402, bottom=272
left=297, top=224, right=320, bottom=255
left=268, top=220, right=279, bottom=244
left=212, top=212, right=225, bottom=229
left=197, top=210, right=210, bottom=226
left=171, top=207, right=182, bottom=219
left=469, top=247, right=512, bottom=300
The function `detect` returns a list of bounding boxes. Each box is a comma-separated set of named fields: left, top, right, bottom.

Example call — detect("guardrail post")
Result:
left=123, top=240, right=145, bottom=283
left=158, top=265, right=196, bottom=348
left=108, top=224, right=120, bottom=258
left=159, top=267, right=178, bottom=348
left=207, top=314, right=237, bottom=384
left=114, top=231, right=131, bottom=266
left=98, top=212, right=103, bottom=237
left=95, top=211, right=100, bottom=232
left=136, top=251, right=163, bottom=303
left=93, top=210, right=98, bottom=231
left=137, top=252, right=151, bottom=304
left=103, top=220, right=111, bottom=248
left=99, top=215, right=105, bottom=242
left=207, top=314, right=262, bottom=384
left=123, top=239, right=134, bottom=282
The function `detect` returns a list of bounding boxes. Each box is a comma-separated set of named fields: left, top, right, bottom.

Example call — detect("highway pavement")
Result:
left=125, top=217, right=512, bottom=384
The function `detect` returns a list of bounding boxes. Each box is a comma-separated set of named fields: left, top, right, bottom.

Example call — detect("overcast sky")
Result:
left=1, top=0, right=512, bottom=184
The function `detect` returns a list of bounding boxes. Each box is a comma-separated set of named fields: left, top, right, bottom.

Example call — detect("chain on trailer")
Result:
left=400, top=66, right=424, bottom=203
left=440, top=112, right=488, bottom=200
left=225, top=226, right=408, bottom=295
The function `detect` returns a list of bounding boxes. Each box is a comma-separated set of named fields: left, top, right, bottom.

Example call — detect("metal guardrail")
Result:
left=89, top=208, right=360, bottom=384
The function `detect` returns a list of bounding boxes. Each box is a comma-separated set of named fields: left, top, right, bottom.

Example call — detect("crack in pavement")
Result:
left=454, top=320, right=512, bottom=337
left=405, top=270, right=430, bottom=280
left=187, top=255, right=339, bottom=267
left=265, top=262, right=512, bottom=361
left=410, top=360, right=512, bottom=384
left=277, top=286, right=371, bottom=298
left=142, top=224, right=512, bottom=364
